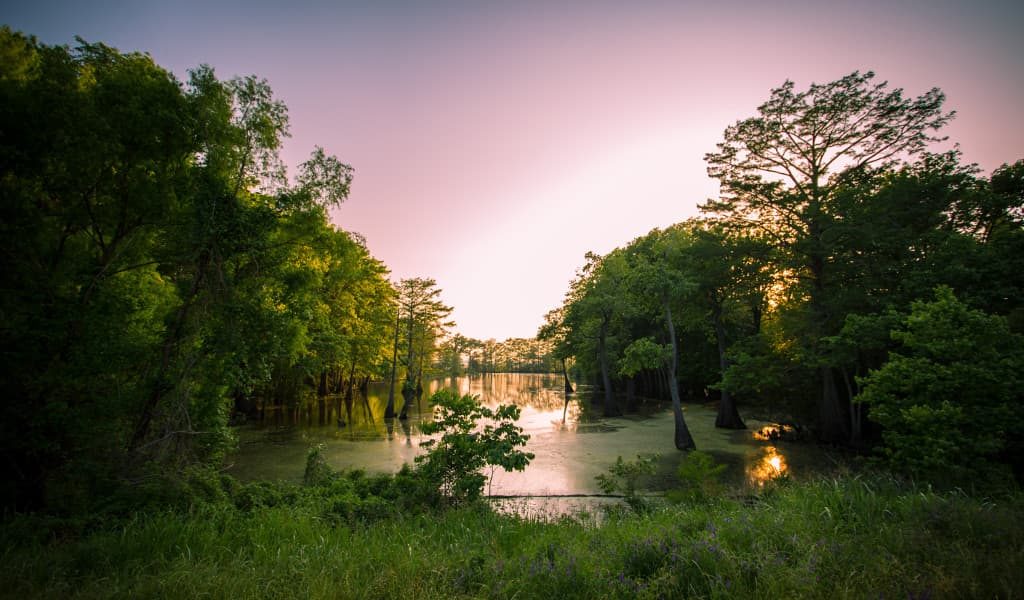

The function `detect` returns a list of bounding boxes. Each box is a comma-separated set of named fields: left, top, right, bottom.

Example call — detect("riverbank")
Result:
left=3, top=476, right=1021, bottom=598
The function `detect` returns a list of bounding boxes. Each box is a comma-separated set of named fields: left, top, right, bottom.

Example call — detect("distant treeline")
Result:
left=435, top=335, right=560, bottom=375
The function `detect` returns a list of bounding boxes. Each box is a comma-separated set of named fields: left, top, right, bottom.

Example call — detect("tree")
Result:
left=416, top=390, right=533, bottom=506
left=0, top=29, right=376, bottom=510
left=385, top=278, right=453, bottom=419
left=538, top=308, right=576, bottom=394
left=437, top=334, right=476, bottom=376
left=560, top=251, right=633, bottom=417
left=0, top=32, right=199, bottom=507
left=623, top=230, right=697, bottom=449
left=663, top=222, right=774, bottom=430
left=703, top=71, right=954, bottom=442
left=857, top=287, right=1024, bottom=482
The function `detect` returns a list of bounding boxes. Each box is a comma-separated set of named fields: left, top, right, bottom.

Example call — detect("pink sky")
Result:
left=8, top=1, right=1023, bottom=340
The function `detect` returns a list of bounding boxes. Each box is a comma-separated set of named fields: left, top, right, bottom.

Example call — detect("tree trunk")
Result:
left=818, top=366, right=850, bottom=443
left=128, top=254, right=207, bottom=452
left=399, top=310, right=416, bottom=419
left=341, top=361, right=356, bottom=426
left=597, top=324, right=620, bottom=417
left=808, top=243, right=849, bottom=444
left=399, top=384, right=414, bottom=420
left=385, top=310, right=400, bottom=419
left=361, top=392, right=373, bottom=422
left=317, top=370, right=328, bottom=425
left=664, top=300, right=696, bottom=450
left=712, top=310, right=745, bottom=430
left=344, top=362, right=356, bottom=405
left=318, top=370, right=328, bottom=396
left=841, top=368, right=861, bottom=444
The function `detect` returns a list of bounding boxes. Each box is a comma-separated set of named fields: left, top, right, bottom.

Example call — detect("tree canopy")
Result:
left=0, top=28, right=411, bottom=510
left=547, top=70, right=1023, bottom=483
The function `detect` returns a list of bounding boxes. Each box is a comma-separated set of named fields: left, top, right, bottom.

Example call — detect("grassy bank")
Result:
left=2, top=476, right=1022, bottom=599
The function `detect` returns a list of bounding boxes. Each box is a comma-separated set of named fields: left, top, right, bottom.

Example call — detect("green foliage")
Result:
left=617, top=337, right=669, bottom=377
left=668, top=451, right=728, bottom=503
left=2, top=477, right=1022, bottom=598
left=549, top=68, right=1024, bottom=455
left=303, top=444, right=334, bottom=487
left=595, top=454, right=659, bottom=513
left=858, top=287, right=1024, bottom=483
left=416, top=390, right=534, bottom=506
left=0, top=28, right=398, bottom=511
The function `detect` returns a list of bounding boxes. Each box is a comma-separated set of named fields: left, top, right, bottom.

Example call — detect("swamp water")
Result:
left=225, top=373, right=844, bottom=515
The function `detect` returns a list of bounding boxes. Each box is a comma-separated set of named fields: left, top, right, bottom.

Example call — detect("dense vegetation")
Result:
left=3, top=473, right=1021, bottom=598
left=545, top=71, right=1024, bottom=484
left=2, top=27, right=1023, bottom=599
left=0, top=27, right=414, bottom=511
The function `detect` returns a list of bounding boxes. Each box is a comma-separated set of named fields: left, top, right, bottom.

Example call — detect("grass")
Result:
left=1, top=475, right=1022, bottom=599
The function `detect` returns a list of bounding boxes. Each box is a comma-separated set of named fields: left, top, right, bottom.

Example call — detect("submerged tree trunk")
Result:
left=399, top=311, right=416, bottom=420
left=597, top=324, right=620, bottom=417
left=664, top=300, right=696, bottom=450
left=712, top=310, right=745, bottom=430
left=317, top=370, right=328, bottom=425
left=385, top=309, right=401, bottom=419
left=341, top=361, right=356, bottom=426
left=561, top=357, right=574, bottom=395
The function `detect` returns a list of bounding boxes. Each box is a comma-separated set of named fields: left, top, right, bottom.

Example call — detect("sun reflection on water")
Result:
left=746, top=446, right=788, bottom=486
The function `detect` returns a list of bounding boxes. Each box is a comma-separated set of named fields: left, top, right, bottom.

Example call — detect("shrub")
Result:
left=596, top=454, right=659, bottom=513
left=857, top=287, right=1024, bottom=484
left=416, top=390, right=534, bottom=506
left=668, top=450, right=727, bottom=503
left=303, top=443, right=335, bottom=486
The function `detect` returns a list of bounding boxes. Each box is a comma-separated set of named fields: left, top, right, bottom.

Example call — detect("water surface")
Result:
left=225, top=373, right=838, bottom=496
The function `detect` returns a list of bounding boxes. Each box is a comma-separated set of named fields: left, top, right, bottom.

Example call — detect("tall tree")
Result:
left=538, top=308, right=576, bottom=394
left=385, top=278, right=452, bottom=419
left=561, top=252, right=632, bottom=417
left=702, top=71, right=953, bottom=442
left=0, top=29, right=372, bottom=509
left=625, top=230, right=698, bottom=449
left=680, top=223, right=776, bottom=429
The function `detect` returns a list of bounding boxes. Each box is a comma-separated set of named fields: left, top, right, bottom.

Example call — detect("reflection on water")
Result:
left=225, top=373, right=829, bottom=496
left=746, top=446, right=788, bottom=486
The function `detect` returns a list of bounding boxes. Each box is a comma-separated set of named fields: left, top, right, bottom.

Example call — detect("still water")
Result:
left=224, top=373, right=835, bottom=497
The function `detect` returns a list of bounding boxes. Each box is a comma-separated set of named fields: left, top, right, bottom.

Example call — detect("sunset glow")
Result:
left=748, top=446, right=789, bottom=486
left=6, top=0, right=1022, bottom=340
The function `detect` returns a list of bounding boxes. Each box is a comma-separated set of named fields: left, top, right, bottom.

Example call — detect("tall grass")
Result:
left=2, top=477, right=1022, bottom=598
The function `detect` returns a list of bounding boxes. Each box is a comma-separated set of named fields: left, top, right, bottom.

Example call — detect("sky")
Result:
left=6, top=1, right=1023, bottom=340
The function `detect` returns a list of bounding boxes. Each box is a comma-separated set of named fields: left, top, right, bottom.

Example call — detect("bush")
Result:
left=667, top=450, right=727, bottom=503
left=596, top=454, right=658, bottom=513
left=416, top=390, right=534, bottom=506
left=304, top=443, right=335, bottom=486
left=858, top=287, right=1024, bottom=484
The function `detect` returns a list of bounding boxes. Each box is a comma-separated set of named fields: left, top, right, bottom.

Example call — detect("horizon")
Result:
left=6, top=0, right=1023, bottom=340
